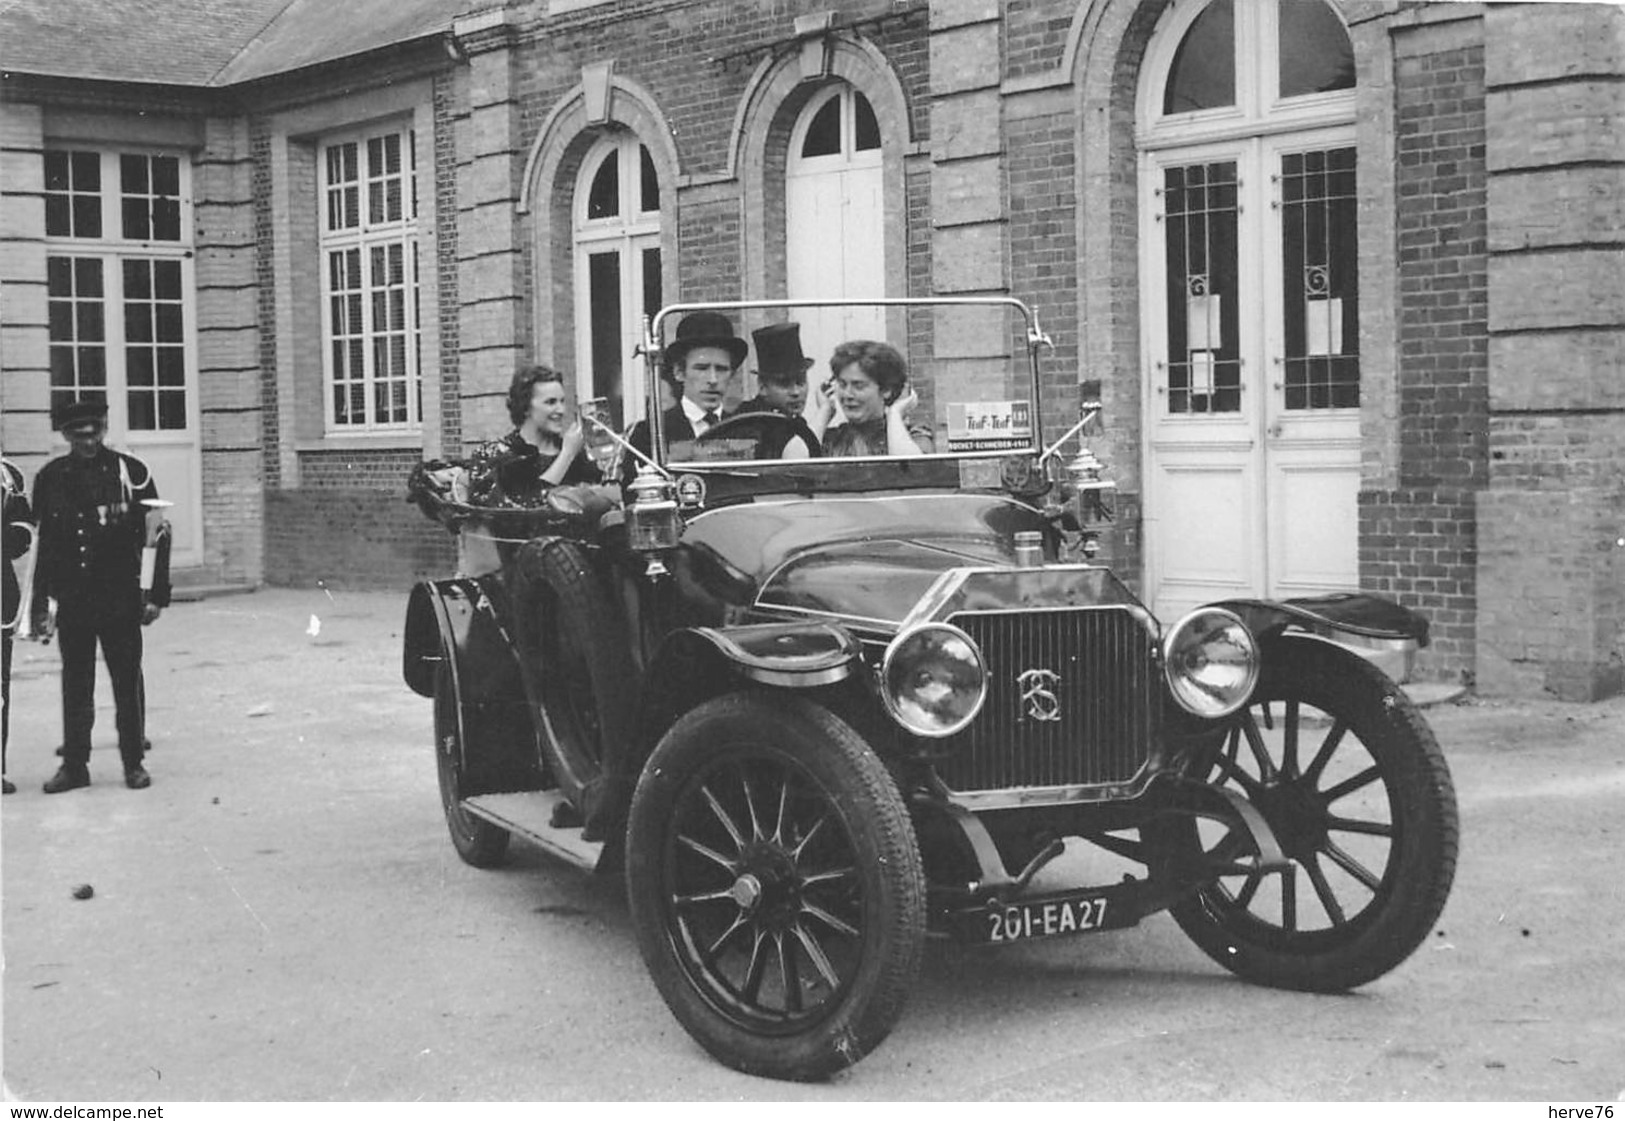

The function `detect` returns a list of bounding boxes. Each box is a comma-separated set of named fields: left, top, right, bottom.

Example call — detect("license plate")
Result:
left=974, top=892, right=1135, bottom=944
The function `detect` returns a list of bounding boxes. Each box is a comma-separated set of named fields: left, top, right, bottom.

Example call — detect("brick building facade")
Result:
left=1, top=0, right=1621, bottom=699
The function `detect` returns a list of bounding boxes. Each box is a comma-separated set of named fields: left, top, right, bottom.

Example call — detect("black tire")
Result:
left=434, top=660, right=510, bottom=868
left=626, top=693, right=925, bottom=1081
left=1153, top=635, right=1458, bottom=992
left=521, top=538, right=638, bottom=834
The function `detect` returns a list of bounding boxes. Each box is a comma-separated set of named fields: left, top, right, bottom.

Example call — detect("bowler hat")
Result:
left=751, top=322, right=814, bottom=382
left=665, top=311, right=750, bottom=370
left=51, top=397, right=109, bottom=434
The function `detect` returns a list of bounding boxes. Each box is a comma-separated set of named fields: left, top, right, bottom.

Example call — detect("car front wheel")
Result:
left=1151, top=634, right=1458, bottom=992
left=626, top=693, right=925, bottom=1081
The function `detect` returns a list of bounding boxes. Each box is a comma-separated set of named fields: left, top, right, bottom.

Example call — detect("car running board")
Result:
left=462, top=790, right=606, bottom=872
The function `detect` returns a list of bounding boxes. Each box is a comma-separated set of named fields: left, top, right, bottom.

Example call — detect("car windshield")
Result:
left=639, top=298, right=1046, bottom=471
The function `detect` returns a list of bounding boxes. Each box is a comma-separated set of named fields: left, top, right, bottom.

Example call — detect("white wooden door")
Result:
left=1143, top=136, right=1361, bottom=622
left=786, top=85, right=884, bottom=366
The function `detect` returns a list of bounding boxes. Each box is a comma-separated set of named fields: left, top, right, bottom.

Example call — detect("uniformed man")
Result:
left=31, top=398, right=170, bottom=793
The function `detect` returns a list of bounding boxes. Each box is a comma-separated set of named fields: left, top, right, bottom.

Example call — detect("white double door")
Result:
left=1142, top=131, right=1362, bottom=623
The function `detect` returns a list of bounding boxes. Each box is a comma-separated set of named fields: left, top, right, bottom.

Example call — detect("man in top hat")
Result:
left=737, top=322, right=813, bottom=419
left=30, top=397, right=170, bottom=793
left=621, top=309, right=750, bottom=485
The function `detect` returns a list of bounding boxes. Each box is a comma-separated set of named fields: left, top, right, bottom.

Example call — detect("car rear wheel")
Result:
left=626, top=693, right=925, bottom=1081
left=1152, top=635, right=1458, bottom=992
left=434, top=660, right=510, bottom=868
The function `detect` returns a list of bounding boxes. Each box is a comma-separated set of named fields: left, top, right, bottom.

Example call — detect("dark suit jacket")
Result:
left=622, top=405, right=696, bottom=487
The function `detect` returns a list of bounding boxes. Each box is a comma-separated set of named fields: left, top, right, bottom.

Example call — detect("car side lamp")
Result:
left=627, top=463, right=682, bottom=577
left=1037, top=382, right=1115, bottom=560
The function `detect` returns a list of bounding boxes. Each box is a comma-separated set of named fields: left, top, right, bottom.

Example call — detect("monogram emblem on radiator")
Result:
left=1016, top=668, right=1062, bottom=722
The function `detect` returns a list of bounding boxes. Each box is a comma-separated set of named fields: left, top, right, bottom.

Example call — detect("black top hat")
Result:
left=51, top=396, right=109, bottom=433
left=665, top=311, right=750, bottom=370
left=751, top=322, right=814, bottom=382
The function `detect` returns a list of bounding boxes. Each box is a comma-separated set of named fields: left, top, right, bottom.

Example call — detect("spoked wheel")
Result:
left=1151, top=635, right=1458, bottom=991
left=627, top=693, right=924, bottom=1081
left=434, top=660, right=510, bottom=867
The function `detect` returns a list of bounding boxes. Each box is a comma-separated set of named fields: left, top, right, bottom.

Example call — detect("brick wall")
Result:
left=265, top=488, right=455, bottom=589
left=1475, top=2, right=1625, bottom=700
left=1359, top=16, right=1490, bottom=686
left=193, top=114, right=265, bottom=584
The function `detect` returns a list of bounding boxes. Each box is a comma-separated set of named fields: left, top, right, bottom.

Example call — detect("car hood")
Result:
left=678, top=493, right=1053, bottom=626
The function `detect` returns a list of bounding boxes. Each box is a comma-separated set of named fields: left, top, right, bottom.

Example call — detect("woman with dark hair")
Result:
left=468, top=365, right=600, bottom=506
left=805, top=340, right=932, bottom=458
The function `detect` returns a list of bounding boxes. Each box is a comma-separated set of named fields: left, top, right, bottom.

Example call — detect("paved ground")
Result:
left=2, top=588, right=1622, bottom=1101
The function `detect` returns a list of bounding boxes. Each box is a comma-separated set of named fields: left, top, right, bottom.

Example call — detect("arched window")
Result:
left=573, top=133, right=662, bottom=427
left=1137, top=0, right=1362, bottom=621
left=785, top=84, right=884, bottom=365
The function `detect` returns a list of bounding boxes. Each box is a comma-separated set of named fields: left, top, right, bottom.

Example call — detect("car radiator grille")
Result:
left=934, top=607, right=1160, bottom=793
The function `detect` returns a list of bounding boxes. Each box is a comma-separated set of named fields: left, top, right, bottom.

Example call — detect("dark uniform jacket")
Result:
left=31, top=447, right=171, bottom=621
left=621, top=404, right=699, bottom=487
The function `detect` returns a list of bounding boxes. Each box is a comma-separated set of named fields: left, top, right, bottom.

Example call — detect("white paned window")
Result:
left=43, top=147, right=193, bottom=431
left=573, top=133, right=662, bottom=430
left=319, top=127, right=420, bottom=431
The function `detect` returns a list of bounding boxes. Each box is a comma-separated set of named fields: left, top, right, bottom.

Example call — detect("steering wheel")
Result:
left=694, top=412, right=823, bottom=459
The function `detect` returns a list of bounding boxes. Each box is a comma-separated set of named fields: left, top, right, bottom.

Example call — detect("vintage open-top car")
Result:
left=402, top=297, right=1458, bottom=1081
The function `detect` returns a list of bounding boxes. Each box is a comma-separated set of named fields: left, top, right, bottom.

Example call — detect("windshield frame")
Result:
left=640, top=296, right=1050, bottom=474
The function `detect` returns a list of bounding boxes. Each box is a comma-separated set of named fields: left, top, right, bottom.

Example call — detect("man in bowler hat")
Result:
left=30, top=398, right=170, bottom=793
left=622, top=309, right=751, bottom=484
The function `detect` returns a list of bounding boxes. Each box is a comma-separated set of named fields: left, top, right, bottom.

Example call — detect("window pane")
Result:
left=123, top=197, right=151, bottom=240
left=73, top=196, right=102, bottom=238
left=128, top=391, right=157, bottom=430
left=639, top=144, right=660, bottom=213
left=45, top=195, right=70, bottom=237
left=128, top=348, right=155, bottom=386
left=158, top=347, right=186, bottom=387
left=1280, top=0, right=1355, bottom=98
left=801, top=95, right=841, bottom=158
left=47, top=256, right=72, bottom=295
left=158, top=390, right=186, bottom=430
left=152, top=156, right=180, bottom=196
left=1281, top=146, right=1359, bottom=409
left=72, top=152, right=100, bottom=191
left=76, top=258, right=103, bottom=297
left=588, top=251, right=622, bottom=403
left=642, top=246, right=662, bottom=323
left=79, top=348, right=105, bottom=386
left=49, top=301, right=73, bottom=339
left=1163, top=161, right=1242, bottom=414
left=1164, top=0, right=1235, bottom=114
left=45, top=151, right=70, bottom=192
left=153, top=196, right=181, bottom=241
left=78, top=302, right=104, bottom=342
left=124, top=259, right=151, bottom=298
left=854, top=92, right=881, bottom=151
left=154, top=259, right=181, bottom=299
left=125, top=303, right=152, bottom=342
left=121, top=154, right=148, bottom=194
left=156, top=303, right=183, bottom=342
left=587, top=150, right=619, bottom=219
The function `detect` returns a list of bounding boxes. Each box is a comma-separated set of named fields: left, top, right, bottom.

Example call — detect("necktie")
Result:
left=700, top=410, right=720, bottom=433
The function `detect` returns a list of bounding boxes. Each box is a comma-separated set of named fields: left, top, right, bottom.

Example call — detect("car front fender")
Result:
left=633, top=621, right=865, bottom=767
left=1210, top=592, right=1430, bottom=647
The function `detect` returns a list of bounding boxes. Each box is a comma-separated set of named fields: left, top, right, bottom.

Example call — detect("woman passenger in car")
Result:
left=468, top=365, right=601, bottom=506
left=805, top=340, right=933, bottom=458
